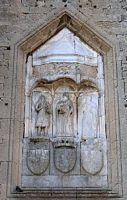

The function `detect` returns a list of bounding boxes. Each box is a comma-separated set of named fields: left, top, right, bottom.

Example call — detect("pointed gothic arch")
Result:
left=8, top=12, right=122, bottom=198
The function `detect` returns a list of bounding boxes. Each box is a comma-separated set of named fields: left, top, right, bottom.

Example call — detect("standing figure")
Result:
left=56, top=93, right=73, bottom=136
left=35, top=94, right=51, bottom=136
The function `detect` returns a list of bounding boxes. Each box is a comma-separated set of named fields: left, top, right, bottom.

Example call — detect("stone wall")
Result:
left=0, top=0, right=127, bottom=199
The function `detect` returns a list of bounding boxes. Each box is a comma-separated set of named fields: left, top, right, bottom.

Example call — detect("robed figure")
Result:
left=56, top=93, right=73, bottom=136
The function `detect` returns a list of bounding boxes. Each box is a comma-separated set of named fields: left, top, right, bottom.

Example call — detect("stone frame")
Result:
left=7, top=11, right=122, bottom=198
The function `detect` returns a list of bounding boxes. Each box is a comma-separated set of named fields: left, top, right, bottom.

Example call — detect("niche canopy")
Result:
left=33, top=28, right=98, bottom=65
left=23, top=27, right=107, bottom=189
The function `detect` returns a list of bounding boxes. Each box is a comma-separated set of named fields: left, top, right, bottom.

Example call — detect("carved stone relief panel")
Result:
left=53, top=85, right=77, bottom=138
left=22, top=28, right=107, bottom=189
left=78, top=89, right=99, bottom=139
left=26, top=140, right=49, bottom=175
left=31, top=88, right=52, bottom=138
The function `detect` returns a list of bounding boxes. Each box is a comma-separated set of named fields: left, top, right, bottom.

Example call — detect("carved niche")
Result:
left=22, top=28, right=107, bottom=188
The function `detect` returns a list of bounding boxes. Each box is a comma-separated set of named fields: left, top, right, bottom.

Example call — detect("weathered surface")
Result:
left=22, top=28, right=107, bottom=189
left=0, top=0, right=126, bottom=199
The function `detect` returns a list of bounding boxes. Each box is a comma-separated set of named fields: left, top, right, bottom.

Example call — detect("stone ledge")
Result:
left=9, top=188, right=122, bottom=199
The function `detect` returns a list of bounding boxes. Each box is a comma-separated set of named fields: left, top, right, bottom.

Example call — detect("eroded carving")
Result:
left=35, top=94, right=51, bottom=136
left=32, top=63, right=97, bottom=83
left=22, top=28, right=107, bottom=189
left=53, top=138, right=77, bottom=173
left=81, top=139, right=103, bottom=175
left=56, top=93, right=74, bottom=136
left=78, top=90, right=99, bottom=139
left=26, top=141, right=49, bottom=175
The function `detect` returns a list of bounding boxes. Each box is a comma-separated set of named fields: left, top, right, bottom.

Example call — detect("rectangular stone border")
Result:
left=6, top=11, right=123, bottom=199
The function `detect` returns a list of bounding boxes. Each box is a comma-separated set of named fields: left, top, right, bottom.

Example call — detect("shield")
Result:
left=54, top=147, right=76, bottom=173
left=27, top=148, right=49, bottom=175
left=81, top=146, right=103, bottom=175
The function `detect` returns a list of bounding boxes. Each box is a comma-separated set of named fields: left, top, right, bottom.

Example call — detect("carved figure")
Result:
left=56, top=93, right=73, bottom=136
left=35, top=95, right=51, bottom=136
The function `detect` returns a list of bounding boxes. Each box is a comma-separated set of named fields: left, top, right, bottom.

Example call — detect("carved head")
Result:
left=39, top=94, right=46, bottom=103
left=63, top=92, right=69, bottom=101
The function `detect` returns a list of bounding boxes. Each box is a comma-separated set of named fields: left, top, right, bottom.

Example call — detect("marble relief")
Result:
left=56, top=93, right=74, bottom=136
left=78, top=90, right=99, bottom=139
left=27, top=147, right=49, bottom=175
left=35, top=94, right=51, bottom=136
left=22, top=28, right=107, bottom=188
left=31, top=89, right=52, bottom=138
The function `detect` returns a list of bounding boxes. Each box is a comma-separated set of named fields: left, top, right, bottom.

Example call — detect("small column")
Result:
left=97, top=55, right=105, bottom=138
left=25, top=55, right=32, bottom=137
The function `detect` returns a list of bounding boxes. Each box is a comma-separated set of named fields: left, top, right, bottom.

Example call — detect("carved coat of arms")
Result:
left=81, top=145, right=103, bottom=175
left=54, top=145, right=77, bottom=173
left=27, top=148, right=49, bottom=175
